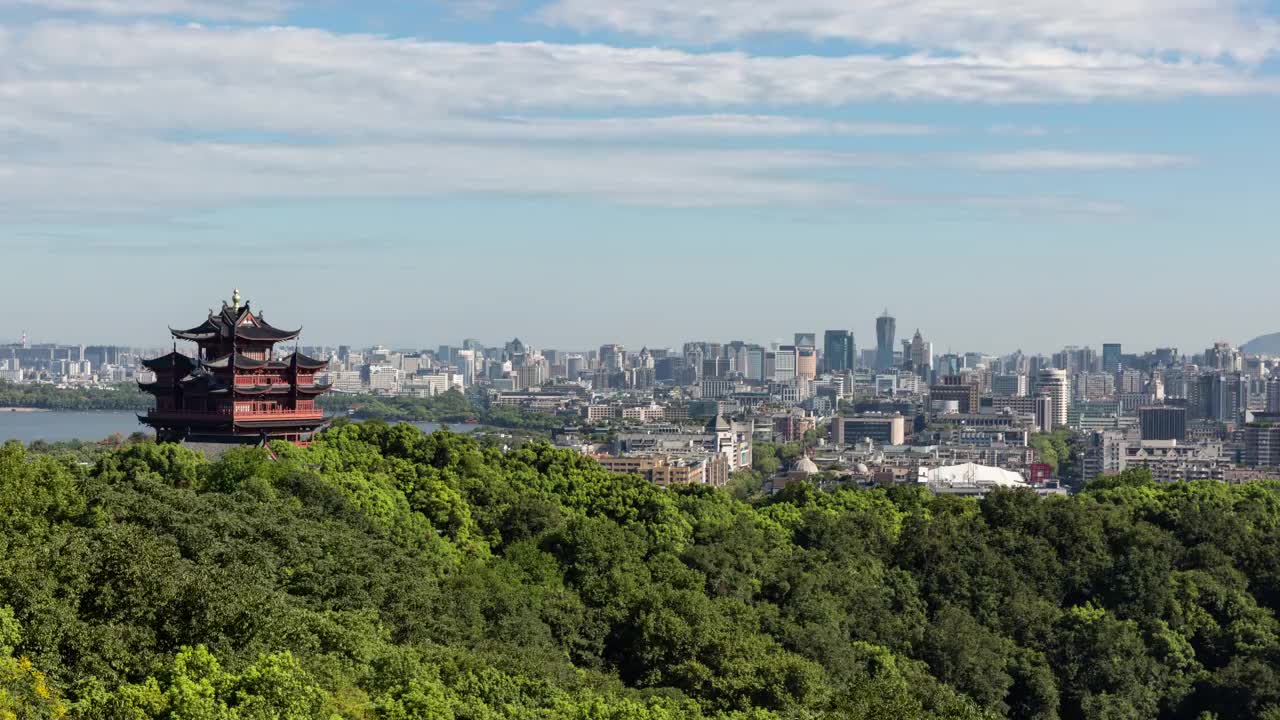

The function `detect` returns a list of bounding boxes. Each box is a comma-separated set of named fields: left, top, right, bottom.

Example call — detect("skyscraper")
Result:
left=797, top=347, right=817, bottom=379
left=1198, top=372, right=1249, bottom=422
left=773, top=346, right=797, bottom=381
left=1102, top=343, right=1122, bottom=373
left=823, top=330, right=855, bottom=372
left=794, top=333, right=816, bottom=349
left=598, top=344, right=624, bottom=372
left=875, top=310, right=896, bottom=371
left=909, top=329, right=932, bottom=378
left=1037, top=368, right=1070, bottom=430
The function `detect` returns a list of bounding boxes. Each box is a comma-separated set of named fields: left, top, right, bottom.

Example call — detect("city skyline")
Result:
left=0, top=310, right=1266, bottom=361
left=1, top=2, right=1279, bottom=349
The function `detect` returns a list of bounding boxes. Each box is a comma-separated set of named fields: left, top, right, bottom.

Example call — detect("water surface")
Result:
left=0, top=410, right=477, bottom=444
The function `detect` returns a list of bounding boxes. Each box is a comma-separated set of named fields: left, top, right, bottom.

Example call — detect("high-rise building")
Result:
left=773, top=346, right=797, bottom=381
left=794, top=333, right=816, bottom=349
left=909, top=329, right=932, bottom=378
left=702, top=356, right=723, bottom=379
left=1034, top=395, right=1056, bottom=434
left=1037, top=368, right=1070, bottom=430
left=992, top=374, right=1028, bottom=397
left=1198, top=372, right=1249, bottom=423
left=746, top=346, right=766, bottom=382
left=455, top=349, right=477, bottom=386
left=1204, top=342, right=1241, bottom=372
left=1140, top=406, right=1187, bottom=441
left=823, top=330, right=855, bottom=372
left=1268, top=377, right=1280, bottom=413
left=796, top=347, right=817, bottom=380
left=1102, top=343, right=1122, bottom=373
left=1244, top=414, right=1280, bottom=467
left=1117, top=369, right=1143, bottom=394
left=875, top=310, right=896, bottom=371
left=599, top=344, right=625, bottom=372
left=1055, top=346, right=1098, bottom=374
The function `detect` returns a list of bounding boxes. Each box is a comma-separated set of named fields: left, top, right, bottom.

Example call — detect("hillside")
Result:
left=2, top=421, right=1280, bottom=718
left=1243, top=332, right=1280, bottom=356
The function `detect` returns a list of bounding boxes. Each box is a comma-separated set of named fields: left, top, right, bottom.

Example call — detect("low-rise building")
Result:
left=772, top=413, right=817, bottom=443
left=615, top=416, right=753, bottom=473
left=1083, top=431, right=1229, bottom=482
left=595, top=452, right=729, bottom=487
left=494, top=391, right=578, bottom=413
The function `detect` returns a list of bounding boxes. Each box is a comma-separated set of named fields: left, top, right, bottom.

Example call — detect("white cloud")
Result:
left=0, top=141, right=874, bottom=210
left=956, top=150, right=1193, bottom=170
left=0, top=137, right=1187, bottom=213
left=539, top=0, right=1280, bottom=62
left=466, top=115, right=936, bottom=140
left=0, top=22, right=1225, bottom=212
left=4, top=22, right=1272, bottom=136
left=0, top=0, right=291, bottom=21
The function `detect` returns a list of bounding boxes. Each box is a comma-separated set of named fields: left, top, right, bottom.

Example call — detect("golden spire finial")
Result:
left=232, top=288, right=241, bottom=310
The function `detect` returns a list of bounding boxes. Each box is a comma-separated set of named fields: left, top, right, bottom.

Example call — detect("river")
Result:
left=0, top=410, right=477, bottom=444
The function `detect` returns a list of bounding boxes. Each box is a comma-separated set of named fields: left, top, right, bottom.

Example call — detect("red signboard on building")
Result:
left=1029, top=463, right=1053, bottom=486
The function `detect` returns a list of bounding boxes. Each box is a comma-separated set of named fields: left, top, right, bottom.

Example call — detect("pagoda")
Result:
left=139, top=289, right=331, bottom=446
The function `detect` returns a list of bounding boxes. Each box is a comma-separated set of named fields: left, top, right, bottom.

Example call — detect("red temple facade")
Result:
left=139, top=290, right=331, bottom=446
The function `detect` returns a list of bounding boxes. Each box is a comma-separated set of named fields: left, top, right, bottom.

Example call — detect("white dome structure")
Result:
left=793, top=456, right=820, bottom=475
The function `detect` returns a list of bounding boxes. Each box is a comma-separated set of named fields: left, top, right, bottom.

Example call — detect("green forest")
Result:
left=4, top=423, right=1280, bottom=719
left=0, top=382, right=148, bottom=411
left=318, top=390, right=569, bottom=432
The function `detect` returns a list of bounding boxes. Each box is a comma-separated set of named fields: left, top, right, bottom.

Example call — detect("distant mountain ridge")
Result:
left=1242, top=332, right=1280, bottom=356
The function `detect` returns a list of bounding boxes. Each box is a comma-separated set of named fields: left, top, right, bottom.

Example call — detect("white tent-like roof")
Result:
left=919, top=462, right=1028, bottom=488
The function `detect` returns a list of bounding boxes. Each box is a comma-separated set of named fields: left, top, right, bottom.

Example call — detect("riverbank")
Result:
left=0, top=407, right=50, bottom=413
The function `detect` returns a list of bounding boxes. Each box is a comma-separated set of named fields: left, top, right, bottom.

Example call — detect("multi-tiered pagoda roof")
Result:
left=138, top=290, right=332, bottom=447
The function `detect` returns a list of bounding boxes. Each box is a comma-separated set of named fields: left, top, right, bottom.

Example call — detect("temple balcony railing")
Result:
left=233, top=410, right=326, bottom=421
left=146, top=407, right=235, bottom=418
left=147, top=404, right=322, bottom=421
left=234, top=375, right=288, bottom=386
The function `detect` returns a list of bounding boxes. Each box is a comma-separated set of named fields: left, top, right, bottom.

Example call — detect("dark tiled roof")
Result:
left=141, top=351, right=197, bottom=372
left=283, top=352, right=329, bottom=370
left=170, top=301, right=301, bottom=344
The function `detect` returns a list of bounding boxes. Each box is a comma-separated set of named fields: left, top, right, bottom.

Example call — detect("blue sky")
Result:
left=0, top=0, right=1278, bottom=354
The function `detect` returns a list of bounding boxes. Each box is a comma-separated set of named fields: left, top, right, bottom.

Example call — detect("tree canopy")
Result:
left=1, top=426, right=1279, bottom=719
left=0, top=382, right=149, bottom=411
left=319, top=390, right=570, bottom=432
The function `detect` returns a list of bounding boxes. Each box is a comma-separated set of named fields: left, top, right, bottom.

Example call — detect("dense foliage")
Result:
left=3, top=423, right=1280, bottom=718
left=1028, top=429, right=1078, bottom=480
left=319, top=390, right=568, bottom=432
left=0, top=382, right=148, bottom=411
